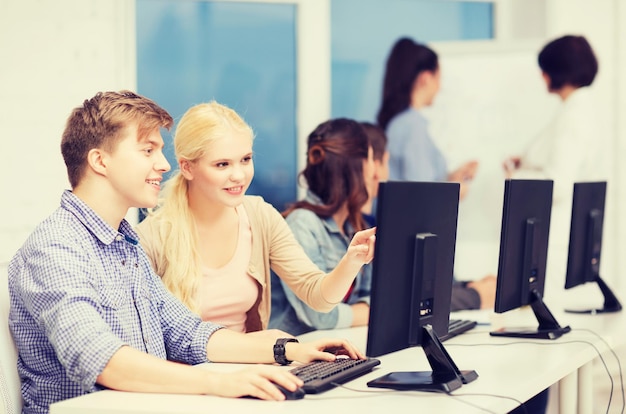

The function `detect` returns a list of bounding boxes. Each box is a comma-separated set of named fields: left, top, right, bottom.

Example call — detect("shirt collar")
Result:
left=564, top=86, right=591, bottom=106
left=60, top=190, right=140, bottom=245
left=304, top=190, right=354, bottom=237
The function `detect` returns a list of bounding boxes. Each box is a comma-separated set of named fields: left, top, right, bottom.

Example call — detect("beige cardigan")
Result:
left=135, top=195, right=334, bottom=332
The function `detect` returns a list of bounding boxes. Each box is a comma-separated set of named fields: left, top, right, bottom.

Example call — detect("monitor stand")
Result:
left=490, top=289, right=571, bottom=340
left=367, top=325, right=477, bottom=393
left=565, top=275, right=622, bottom=314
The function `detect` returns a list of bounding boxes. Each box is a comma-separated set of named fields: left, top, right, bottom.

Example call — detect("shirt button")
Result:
left=116, top=235, right=123, bottom=241
left=121, top=260, right=126, bottom=266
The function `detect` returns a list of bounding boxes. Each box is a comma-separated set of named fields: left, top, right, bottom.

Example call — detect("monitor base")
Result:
left=565, top=276, right=622, bottom=314
left=367, top=371, right=463, bottom=393
left=458, top=369, right=479, bottom=384
left=367, top=325, right=477, bottom=393
left=565, top=306, right=621, bottom=314
left=490, top=325, right=571, bottom=340
left=492, top=289, right=572, bottom=340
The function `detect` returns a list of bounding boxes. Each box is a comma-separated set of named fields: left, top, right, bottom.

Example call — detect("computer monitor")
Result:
left=490, top=179, right=571, bottom=340
left=365, top=181, right=477, bottom=393
left=564, top=181, right=622, bottom=313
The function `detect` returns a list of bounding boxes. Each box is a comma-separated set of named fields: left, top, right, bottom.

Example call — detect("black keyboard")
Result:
left=439, top=318, right=477, bottom=342
left=289, top=357, right=381, bottom=394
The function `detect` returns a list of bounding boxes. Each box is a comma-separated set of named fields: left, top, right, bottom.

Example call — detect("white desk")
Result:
left=50, top=306, right=623, bottom=414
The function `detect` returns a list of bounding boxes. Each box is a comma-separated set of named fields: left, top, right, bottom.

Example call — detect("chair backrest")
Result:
left=0, top=263, right=21, bottom=414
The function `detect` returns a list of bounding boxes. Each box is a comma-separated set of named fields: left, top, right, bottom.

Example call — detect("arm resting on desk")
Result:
left=97, top=331, right=365, bottom=399
left=206, top=328, right=365, bottom=363
left=97, top=345, right=301, bottom=400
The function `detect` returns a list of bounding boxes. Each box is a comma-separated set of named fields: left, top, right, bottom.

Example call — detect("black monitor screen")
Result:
left=564, top=181, right=621, bottom=313
left=366, top=181, right=477, bottom=392
left=490, top=179, right=570, bottom=339
left=566, top=181, right=606, bottom=288
left=494, top=179, right=552, bottom=313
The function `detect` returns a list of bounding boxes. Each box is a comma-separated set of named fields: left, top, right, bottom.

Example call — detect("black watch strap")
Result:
left=273, top=338, right=299, bottom=365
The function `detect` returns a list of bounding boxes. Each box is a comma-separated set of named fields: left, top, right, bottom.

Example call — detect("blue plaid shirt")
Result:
left=8, top=191, right=223, bottom=414
left=269, top=192, right=372, bottom=336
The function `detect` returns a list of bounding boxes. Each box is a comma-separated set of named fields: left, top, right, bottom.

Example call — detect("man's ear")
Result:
left=87, top=148, right=107, bottom=176
left=180, top=159, right=194, bottom=180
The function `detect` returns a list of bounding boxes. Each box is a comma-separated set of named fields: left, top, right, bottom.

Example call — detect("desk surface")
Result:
left=50, top=305, right=623, bottom=414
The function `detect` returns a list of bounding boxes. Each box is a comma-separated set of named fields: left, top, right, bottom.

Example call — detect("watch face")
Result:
left=274, top=338, right=297, bottom=365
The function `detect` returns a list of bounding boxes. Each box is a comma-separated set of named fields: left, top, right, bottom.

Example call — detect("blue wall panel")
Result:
left=331, top=0, right=493, bottom=121
left=137, top=0, right=297, bottom=211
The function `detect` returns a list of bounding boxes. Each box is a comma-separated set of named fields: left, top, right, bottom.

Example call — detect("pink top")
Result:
left=136, top=195, right=332, bottom=332
left=196, top=205, right=257, bottom=332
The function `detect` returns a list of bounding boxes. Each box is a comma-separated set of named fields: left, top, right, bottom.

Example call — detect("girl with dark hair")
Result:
left=377, top=37, right=478, bottom=200
left=359, top=122, right=389, bottom=223
left=270, top=118, right=376, bottom=335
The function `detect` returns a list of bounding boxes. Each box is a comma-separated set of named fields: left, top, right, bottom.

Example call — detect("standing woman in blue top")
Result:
left=270, top=119, right=375, bottom=335
left=377, top=38, right=496, bottom=311
left=377, top=37, right=478, bottom=200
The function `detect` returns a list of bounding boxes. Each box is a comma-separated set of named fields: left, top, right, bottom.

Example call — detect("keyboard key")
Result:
left=439, top=319, right=477, bottom=342
left=290, top=358, right=381, bottom=394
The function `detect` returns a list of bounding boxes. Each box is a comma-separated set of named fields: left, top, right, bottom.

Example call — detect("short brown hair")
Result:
left=361, top=122, right=388, bottom=162
left=61, top=90, right=173, bottom=188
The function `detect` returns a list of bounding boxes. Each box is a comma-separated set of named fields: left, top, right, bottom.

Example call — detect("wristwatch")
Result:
left=273, top=338, right=299, bottom=365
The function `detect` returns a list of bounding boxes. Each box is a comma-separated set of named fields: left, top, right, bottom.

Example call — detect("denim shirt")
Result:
left=386, top=108, right=448, bottom=182
left=269, top=193, right=372, bottom=336
left=8, top=191, right=222, bottom=414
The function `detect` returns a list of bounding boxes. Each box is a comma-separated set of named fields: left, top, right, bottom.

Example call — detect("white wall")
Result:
left=0, top=0, right=135, bottom=264
left=618, top=0, right=626, bottom=296
left=1, top=0, right=624, bottom=300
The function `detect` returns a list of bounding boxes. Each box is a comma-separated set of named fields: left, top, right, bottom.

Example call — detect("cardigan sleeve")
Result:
left=248, top=197, right=336, bottom=313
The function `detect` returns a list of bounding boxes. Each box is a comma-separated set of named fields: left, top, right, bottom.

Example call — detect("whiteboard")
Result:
left=422, top=43, right=561, bottom=278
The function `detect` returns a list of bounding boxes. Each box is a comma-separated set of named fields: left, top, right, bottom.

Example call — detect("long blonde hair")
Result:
left=145, top=101, right=254, bottom=312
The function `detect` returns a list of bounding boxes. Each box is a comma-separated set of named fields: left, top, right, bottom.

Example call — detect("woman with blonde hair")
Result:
left=136, top=101, right=376, bottom=336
